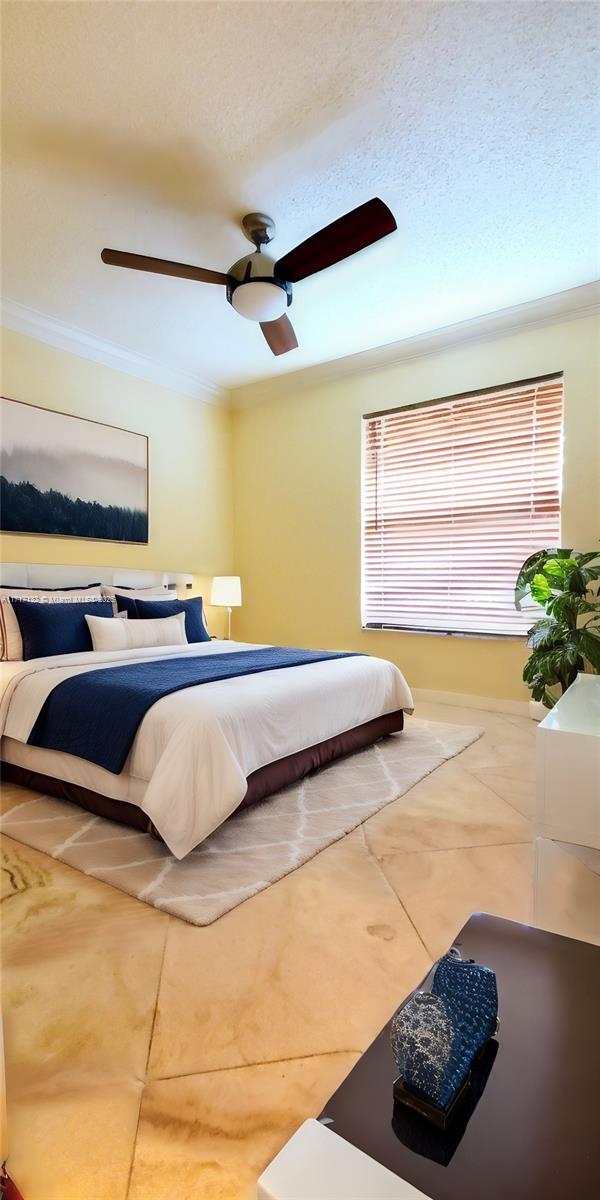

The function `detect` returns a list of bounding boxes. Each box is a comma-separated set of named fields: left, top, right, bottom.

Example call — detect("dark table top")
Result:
left=319, top=914, right=600, bottom=1200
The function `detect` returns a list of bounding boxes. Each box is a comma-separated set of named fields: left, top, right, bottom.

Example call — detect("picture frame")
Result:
left=0, top=396, right=149, bottom=544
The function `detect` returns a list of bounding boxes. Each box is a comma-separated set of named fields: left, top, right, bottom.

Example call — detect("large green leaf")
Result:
left=526, top=618, right=565, bottom=649
left=568, top=566, right=600, bottom=593
left=522, top=664, right=546, bottom=697
left=562, top=642, right=583, bottom=669
left=530, top=573, right=553, bottom=604
left=516, top=548, right=562, bottom=591
left=544, top=557, right=577, bottom=580
left=523, top=649, right=562, bottom=687
left=580, top=629, right=600, bottom=671
left=523, top=657, right=544, bottom=685
left=545, top=594, right=578, bottom=626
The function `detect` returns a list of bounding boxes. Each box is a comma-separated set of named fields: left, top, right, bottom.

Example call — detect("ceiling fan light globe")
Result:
left=230, top=281, right=288, bottom=322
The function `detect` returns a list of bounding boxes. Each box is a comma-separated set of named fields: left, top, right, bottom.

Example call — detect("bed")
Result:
left=0, top=565, right=412, bottom=859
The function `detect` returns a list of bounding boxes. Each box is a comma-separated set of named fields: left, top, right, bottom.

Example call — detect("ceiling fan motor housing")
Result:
left=226, top=251, right=292, bottom=322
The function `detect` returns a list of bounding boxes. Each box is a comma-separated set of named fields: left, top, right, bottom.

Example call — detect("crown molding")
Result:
left=3, top=282, right=598, bottom=410
left=1, top=298, right=226, bottom=406
left=229, top=280, right=600, bottom=408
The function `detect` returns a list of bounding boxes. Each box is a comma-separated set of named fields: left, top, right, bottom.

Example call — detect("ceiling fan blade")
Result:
left=101, top=248, right=228, bottom=286
left=274, top=197, right=396, bottom=283
left=260, top=314, right=298, bottom=356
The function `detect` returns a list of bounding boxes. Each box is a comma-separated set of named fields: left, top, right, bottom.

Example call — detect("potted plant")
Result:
left=516, top=548, right=600, bottom=708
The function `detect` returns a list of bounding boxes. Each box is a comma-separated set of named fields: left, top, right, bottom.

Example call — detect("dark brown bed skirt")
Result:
left=1, top=708, right=404, bottom=843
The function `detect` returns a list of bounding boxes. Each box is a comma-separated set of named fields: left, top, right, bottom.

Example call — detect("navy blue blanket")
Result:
left=29, top=646, right=359, bottom=774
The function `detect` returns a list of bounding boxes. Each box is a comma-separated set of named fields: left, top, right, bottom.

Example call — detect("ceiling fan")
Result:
left=101, top=197, right=396, bottom=356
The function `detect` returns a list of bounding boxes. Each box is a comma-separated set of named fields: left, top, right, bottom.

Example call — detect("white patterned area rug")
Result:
left=1, top=719, right=480, bottom=925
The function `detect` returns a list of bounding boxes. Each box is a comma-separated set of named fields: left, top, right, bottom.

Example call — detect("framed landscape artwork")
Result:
left=0, top=396, right=149, bottom=543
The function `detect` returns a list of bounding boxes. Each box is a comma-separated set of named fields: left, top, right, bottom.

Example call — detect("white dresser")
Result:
left=257, top=1119, right=432, bottom=1200
left=536, top=672, right=600, bottom=850
left=534, top=673, right=600, bottom=944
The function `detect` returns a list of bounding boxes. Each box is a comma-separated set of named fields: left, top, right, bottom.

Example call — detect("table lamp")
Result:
left=211, top=576, right=242, bottom=639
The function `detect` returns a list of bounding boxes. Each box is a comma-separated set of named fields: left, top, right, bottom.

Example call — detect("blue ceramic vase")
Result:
left=390, top=947, right=498, bottom=1113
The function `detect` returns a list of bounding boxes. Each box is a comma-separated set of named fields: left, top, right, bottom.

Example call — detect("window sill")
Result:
left=362, top=624, right=527, bottom=642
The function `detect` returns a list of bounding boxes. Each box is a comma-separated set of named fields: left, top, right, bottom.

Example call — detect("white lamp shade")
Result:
left=231, top=281, right=288, bottom=322
left=211, top=576, right=242, bottom=607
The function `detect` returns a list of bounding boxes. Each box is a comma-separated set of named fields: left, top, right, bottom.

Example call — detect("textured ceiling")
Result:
left=2, top=1, right=598, bottom=390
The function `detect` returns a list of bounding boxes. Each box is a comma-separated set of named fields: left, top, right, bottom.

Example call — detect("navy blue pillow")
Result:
left=134, top=596, right=210, bottom=643
left=11, top=598, right=113, bottom=660
left=114, top=593, right=140, bottom=617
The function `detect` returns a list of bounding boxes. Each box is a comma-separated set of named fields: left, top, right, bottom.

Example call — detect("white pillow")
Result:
left=0, top=586, right=104, bottom=661
left=85, top=611, right=188, bottom=652
left=101, top=585, right=174, bottom=615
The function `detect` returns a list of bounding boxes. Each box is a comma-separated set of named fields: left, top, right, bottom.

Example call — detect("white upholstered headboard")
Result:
left=0, top=562, right=193, bottom=590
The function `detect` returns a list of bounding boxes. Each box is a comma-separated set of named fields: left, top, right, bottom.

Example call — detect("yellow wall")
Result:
left=231, top=313, right=600, bottom=702
left=3, top=314, right=598, bottom=699
left=0, top=327, right=233, bottom=635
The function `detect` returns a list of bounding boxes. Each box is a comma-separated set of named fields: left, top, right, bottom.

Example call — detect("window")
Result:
left=361, top=374, right=563, bottom=636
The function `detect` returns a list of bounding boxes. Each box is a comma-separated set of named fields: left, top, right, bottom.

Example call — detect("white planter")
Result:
left=529, top=699, right=547, bottom=722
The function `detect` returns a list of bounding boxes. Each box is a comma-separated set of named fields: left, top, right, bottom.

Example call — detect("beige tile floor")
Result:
left=0, top=702, right=596, bottom=1200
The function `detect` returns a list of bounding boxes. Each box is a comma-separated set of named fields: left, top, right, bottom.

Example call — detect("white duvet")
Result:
left=0, top=640, right=413, bottom=858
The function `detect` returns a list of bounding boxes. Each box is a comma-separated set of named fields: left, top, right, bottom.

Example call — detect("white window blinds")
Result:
left=361, top=375, right=563, bottom=636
